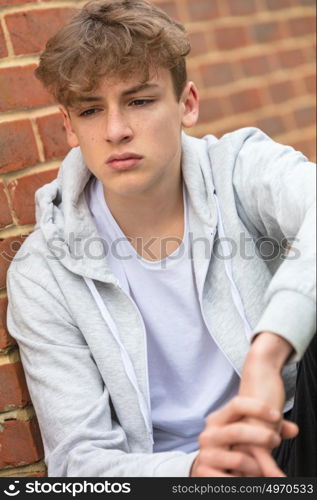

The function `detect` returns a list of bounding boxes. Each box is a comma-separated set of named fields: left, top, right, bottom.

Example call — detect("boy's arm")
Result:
left=230, top=129, right=316, bottom=474
left=232, top=128, right=316, bottom=364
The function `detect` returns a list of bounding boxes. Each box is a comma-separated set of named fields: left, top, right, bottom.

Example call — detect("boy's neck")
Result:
left=103, top=169, right=184, bottom=240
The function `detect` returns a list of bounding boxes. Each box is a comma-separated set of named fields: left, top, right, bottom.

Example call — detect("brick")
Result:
left=214, top=118, right=251, bottom=138
left=0, top=236, right=27, bottom=290
left=297, top=0, right=316, bottom=4
left=188, top=32, right=208, bottom=57
left=36, top=114, right=70, bottom=161
left=0, top=181, right=12, bottom=228
left=8, top=169, right=58, bottom=226
left=0, top=66, right=54, bottom=113
left=200, top=62, right=234, bottom=87
left=0, top=0, right=33, bottom=4
left=212, top=117, right=255, bottom=137
left=291, top=138, right=316, bottom=161
left=198, top=97, right=226, bottom=123
left=294, top=105, right=316, bottom=128
left=265, top=0, right=294, bottom=9
left=240, top=54, right=270, bottom=77
left=277, top=48, right=306, bottom=68
left=0, top=296, right=16, bottom=351
left=256, top=115, right=286, bottom=136
left=0, top=362, right=31, bottom=411
left=214, top=25, right=250, bottom=50
left=0, top=25, right=8, bottom=58
left=269, top=80, right=296, bottom=103
left=0, top=0, right=34, bottom=7
left=0, top=418, right=44, bottom=468
left=186, top=0, right=219, bottom=22
left=154, top=1, right=179, bottom=20
left=288, top=16, right=315, bottom=37
left=306, top=45, right=317, bottom=64
left=6, top=8, right=76, bottom=56
left=251, top=21, right=283, bottom=43
left=227, top=0, right=258, bottom=15
left=0, top=120, right=39, bottom=173
left=230, top=88, right=262, bottom=113
left=304, top=74, right=316, bottom=94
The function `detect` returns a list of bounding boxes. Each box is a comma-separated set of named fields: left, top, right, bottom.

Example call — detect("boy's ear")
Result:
left=180, top=81, right=199, bottom=129
left=59, top=106, right=79, bottom=148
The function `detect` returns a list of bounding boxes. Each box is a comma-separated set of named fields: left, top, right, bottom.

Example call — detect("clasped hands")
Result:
left=190, top=331, right=299, bottom=477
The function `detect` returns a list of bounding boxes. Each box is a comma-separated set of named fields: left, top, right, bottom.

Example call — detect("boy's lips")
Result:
left=106, top=152, right=143, bottom=170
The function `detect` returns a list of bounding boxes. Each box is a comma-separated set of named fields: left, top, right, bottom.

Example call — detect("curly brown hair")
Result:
left=35, top=0, right=191, bottom=106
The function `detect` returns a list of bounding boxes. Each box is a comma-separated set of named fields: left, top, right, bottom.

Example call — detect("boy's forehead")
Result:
left=74, top=68, right=172, bottom=101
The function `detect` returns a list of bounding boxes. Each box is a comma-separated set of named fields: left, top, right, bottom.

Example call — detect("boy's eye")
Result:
left=80, top=108, right=100, bottom=117
left=130, top=99, right=154, bottom=107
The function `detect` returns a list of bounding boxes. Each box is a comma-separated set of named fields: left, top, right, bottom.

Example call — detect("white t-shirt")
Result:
left=86, top=177, right=240, bottom=452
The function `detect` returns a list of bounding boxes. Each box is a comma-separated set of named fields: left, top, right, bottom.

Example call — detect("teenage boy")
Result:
left=7, top=0, right=315, bottom=477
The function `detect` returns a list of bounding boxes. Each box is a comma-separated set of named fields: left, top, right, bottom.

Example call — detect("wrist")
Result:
left=247, top=331, right=294, bottom=371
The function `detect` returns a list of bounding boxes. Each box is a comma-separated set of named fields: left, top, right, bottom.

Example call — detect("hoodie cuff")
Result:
left=154, top=451, right=199, bottom=477
left=251, top=290, right=316, bottom=364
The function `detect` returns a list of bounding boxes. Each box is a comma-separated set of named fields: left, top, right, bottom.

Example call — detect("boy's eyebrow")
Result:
left=122, top=82, right=160, bottom=95
left=75, top=83, right=160, bottom=103
left=76, top=96, right=103, bottom=103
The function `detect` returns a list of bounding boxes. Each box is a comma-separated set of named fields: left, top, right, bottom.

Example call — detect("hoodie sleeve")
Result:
left=232, top=128, right=316, bottom=363
left=6, top=267, right=198, bottom=477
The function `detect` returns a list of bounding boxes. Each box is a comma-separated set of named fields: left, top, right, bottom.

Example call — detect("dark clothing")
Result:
left=273, top=334, right=317, bottom=477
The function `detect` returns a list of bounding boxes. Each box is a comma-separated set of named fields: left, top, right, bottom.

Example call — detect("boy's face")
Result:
left=61, top=67, right=199, bottom=198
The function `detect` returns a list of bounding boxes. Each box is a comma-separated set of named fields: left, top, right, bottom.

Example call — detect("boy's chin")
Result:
left=105, top=179, right=154, bottom=198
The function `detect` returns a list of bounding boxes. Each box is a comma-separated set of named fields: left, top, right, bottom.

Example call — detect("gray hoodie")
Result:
left=7, top=128, right=316, bottom=477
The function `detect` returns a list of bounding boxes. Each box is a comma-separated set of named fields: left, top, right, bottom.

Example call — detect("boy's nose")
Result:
left=104, top=111, right=133, bottom=144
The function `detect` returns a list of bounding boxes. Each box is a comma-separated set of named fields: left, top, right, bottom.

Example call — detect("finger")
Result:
left=207, top=396, right=281, bottom=426
left=231, top=444, right=265, bottom=477
left=204, top=449, right=263, bottom=476
left=193, top=465, right=240, bottom=478
left=280, top=420, right=299, bottom=440
left=251, top=446, right=286, bottom=477
left=202, top=422, right=281, bottom=449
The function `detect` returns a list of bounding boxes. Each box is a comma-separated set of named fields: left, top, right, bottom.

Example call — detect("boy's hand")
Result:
left=190, top=396, right=283, bottom=477
left=232, top=419, right=299, bottom=477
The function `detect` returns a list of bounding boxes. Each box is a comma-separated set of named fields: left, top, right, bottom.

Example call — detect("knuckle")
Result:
left=258, top=402, right=269, bottom=416
left=226, top=425, right=237, bottom=441
left=198, top=431, right=208, bottom=447
left=266, top=429, right=277, bottom=445
left=206, top=413, right=216, bottom=425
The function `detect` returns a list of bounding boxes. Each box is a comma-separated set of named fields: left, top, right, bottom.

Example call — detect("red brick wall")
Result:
left=0, top=0, right=315, bottom=477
